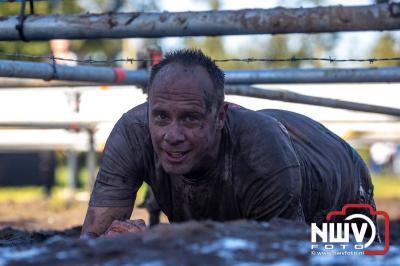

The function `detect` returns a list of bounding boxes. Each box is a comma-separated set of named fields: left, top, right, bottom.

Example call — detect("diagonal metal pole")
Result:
left=225, top=85, right=400, bottom=117
left=0, top=3, right=399, bottom=40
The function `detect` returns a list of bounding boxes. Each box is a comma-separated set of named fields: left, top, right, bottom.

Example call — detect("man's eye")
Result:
left=154, top=113, right=168, bottom=122
left=183, top=115, right=200, bottom=124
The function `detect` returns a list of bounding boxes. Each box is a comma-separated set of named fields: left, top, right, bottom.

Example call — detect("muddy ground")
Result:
left=0, top=197, right=168, bottom=232
left=0, top=197, right=398, bottom=232
left=0, top=198, right=399, bottom=265
left=0, top=219, right=399, bottom=265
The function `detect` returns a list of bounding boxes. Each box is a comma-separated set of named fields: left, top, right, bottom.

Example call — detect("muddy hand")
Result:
left=103, top=219, right=146, bottom=237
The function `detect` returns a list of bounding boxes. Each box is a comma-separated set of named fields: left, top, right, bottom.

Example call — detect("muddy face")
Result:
left=148, top=63, right=225, bottom=176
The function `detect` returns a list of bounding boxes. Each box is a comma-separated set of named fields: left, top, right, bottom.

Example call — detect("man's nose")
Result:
left=164, top=123, right=185, bottom=144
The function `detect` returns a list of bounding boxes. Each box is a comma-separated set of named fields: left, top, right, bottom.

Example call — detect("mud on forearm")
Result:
left=81, top=205, right=134, bottom=238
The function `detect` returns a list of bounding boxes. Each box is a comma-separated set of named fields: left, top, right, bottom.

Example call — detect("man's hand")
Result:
left=81, top=206, right=134, bottom=239
left=102, top=219, right=146, bottom=237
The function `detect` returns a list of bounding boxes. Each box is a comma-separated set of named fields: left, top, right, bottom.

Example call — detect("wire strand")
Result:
left=0, top=51, right=400, bottom=66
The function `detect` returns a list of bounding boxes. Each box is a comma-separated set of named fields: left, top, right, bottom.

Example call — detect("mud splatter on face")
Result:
left=148, top=63, right=225, bottom=176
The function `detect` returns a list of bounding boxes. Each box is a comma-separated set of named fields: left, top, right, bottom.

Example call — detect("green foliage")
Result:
left=254, top=0, right=339, bottom=68
left=184, top=0, right=264, bottom=70
left=0, top=186, right=43, bottom=202
left=357, top=148, right=371, bottom=166
left=0, top=1, right=121, bottom=62
left=183, top=0, right=341, bottom=70
left=370, top=33, right=400, bottom=67
left=55, top=165, right=69, bottom=187
left=136, top=183, right=147, bottom=205
left=0, top=2, right=51, bottom=57
left=372, top=175, right=400, bottom=198
left=55, top=163, right=96, bottom=191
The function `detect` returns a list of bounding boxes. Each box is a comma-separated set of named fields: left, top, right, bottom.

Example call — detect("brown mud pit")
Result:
left=0, top=219, right=399, bottom=266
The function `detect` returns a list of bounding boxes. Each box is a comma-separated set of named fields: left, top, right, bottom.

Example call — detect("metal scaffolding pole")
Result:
left=0, top=121, right=95, bottom=130
left=0, top=77, right=99, bottom=88
left=0, top=60, right=148, bottom=85
left=0, top=3, right=399, bottom=40
left=66, top=149, right=78, bottom=190
left=224, top=68, right=400, bottom=84
left=1, top=60, right=400, bottom=85
left=86, top=129, right=97, bottom=190
left=225, top=85, right=400, bottom=117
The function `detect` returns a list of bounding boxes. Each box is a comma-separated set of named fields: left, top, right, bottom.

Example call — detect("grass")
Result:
left=371, top=174, right=400, bottom=199
left=136, top=183, right=147, bottom=204
left=54, top=164, right=147, bottom=204
left=55, top=165, right=91, bottom=190
left=0, top=186, right=44, bottom=203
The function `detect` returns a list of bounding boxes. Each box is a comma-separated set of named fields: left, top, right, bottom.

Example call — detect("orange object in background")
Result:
left=99, top=85, right=109, bottom=90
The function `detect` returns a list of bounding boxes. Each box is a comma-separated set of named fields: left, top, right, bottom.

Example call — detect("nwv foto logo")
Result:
left=310, top=204, right=390, bottom=255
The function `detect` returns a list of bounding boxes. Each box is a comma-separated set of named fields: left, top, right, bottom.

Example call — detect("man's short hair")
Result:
left=148, top=49, right=225, bottom=112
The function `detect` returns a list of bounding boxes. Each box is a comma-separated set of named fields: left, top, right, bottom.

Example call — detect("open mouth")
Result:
left=164, top=150, right=190, bottom=163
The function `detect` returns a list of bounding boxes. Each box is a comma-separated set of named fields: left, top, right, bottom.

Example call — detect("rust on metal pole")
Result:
left=0, top=3, right=399, bottom=40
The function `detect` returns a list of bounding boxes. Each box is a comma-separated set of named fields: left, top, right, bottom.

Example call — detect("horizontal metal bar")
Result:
left=0, top=77, right=101, bottom=88
left=0, top=60, right=149, bottom=85
left=1, top=60, right=400, bottom=86
left=0, top=0, right=47, bottom=2
left=224, top=68, right=400, bottom=84
left=0, top=3, right=399, bottom=40
left=225, top=85, right=400, bottom=117
left=0, top=121, right=96, bottom=130
left=225, top=67, right=400, bottom=84
left=319, top=120, right=400, bottom=123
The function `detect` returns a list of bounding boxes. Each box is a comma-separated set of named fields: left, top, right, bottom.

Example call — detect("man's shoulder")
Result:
left=227, top=104, right=299, bottom=172
left=227, top=105, right=286, bottom=136
left=120, top=102, right=148, bottom=126
left=112, top=102, right=149, bottom=135
left=110, top=102, right=150, bottom=146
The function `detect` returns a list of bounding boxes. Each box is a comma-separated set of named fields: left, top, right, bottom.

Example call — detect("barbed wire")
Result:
left=0, top=51, right=400, bottom=66
left=215, top=57, right=400, bottom=64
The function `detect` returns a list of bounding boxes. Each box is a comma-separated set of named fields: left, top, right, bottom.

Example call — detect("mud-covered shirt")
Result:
left=90, top=103, right=373, bottom=224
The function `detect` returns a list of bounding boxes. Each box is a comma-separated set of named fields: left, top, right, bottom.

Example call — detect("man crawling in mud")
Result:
left=81, top=49, right=377, bottom=238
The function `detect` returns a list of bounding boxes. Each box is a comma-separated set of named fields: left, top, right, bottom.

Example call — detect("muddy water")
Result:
left=0, top=219, right=399, bottom=266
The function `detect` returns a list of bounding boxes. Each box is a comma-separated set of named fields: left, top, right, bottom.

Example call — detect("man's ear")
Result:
left=216, top=103, right=228, bottom=130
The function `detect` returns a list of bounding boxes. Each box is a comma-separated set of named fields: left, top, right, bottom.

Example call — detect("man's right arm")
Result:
left=80, top=116, right=147, bottom=238
left=81, top=206, right=133, bottom=238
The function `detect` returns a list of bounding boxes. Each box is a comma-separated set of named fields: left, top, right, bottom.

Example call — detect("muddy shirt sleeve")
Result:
left=89, top=117, right=145, bottom=207
left=234, top=111, right=303, bottom=221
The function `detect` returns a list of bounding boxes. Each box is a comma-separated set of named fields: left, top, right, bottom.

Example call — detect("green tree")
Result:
left=260, top=0, right=339, bottom=69
left=183, top=0, right=339, bottom=69
left=370, top=33, right=400, bottom=67
left=370, top=0, right=400, bottom=67
left=0, top=0, right=156, bottom=65
left=0, top=2, right=62, bottom=58
left=183, top=0, right=268, bottom=69
left=184, top=0, right=227, bottom=68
